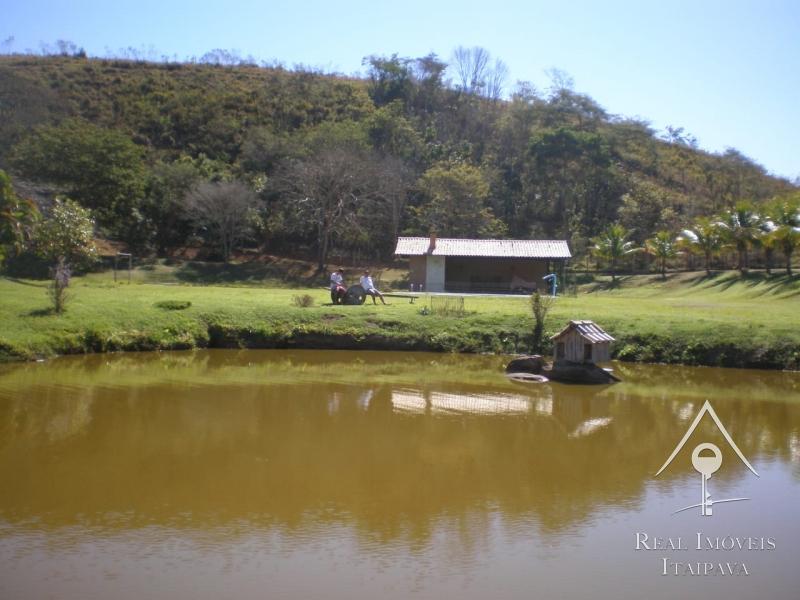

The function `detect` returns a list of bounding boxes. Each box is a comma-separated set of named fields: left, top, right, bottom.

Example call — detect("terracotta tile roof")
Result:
left=550, top=320, right=615, bottom=343
left=394, top=237, right=571, bottom=258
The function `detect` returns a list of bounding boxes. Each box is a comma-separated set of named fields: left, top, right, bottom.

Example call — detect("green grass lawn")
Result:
left=1, top=269, right=798, bottom=368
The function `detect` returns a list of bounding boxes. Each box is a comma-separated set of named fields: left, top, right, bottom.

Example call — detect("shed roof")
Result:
left=394, top=237, right=571, bottom=258
left=551, top=320, right=615, bottom=343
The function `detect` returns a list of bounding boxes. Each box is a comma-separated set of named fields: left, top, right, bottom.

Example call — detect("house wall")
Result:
left=444, top=257, right=552, bottom=292
left=409, top=256, right=427, bottom=289
left=592, top=342, right=611, bottom=363
left=425, top=255, right=446, bottom=292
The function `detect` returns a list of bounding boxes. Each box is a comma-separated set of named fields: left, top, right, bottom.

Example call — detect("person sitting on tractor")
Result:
left=330, top=268, right=347, bottom=304
left=359, top=270, right=386, bottom=305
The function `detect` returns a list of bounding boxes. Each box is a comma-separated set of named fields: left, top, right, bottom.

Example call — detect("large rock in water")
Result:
left=505, top=356, right=620, bottom=384
left=547, top=360, right=620, bottom=384
left=505, top=355, right=545, bottom=374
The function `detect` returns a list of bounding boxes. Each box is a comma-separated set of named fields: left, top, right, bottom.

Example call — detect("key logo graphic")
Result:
left=656, top=401, right=758, bottom=516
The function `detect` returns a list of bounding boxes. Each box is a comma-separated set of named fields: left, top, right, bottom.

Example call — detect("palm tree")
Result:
left=678, top=217, right=724, bottom=276
left=767, top=195, right=800, bottom=276
left=644, top=230, right=678, bottom=279
left=592, top=223, right=635, bottom=283
left=718, top=202, right=761, bottom=274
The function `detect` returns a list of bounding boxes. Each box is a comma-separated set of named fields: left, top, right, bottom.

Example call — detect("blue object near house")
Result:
left=542, top=273, right=558, bottom=297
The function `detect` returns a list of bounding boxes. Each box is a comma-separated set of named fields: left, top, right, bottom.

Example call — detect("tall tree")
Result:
left=718, top=202, right=761, bottom=273
left=679, top=217, right=724, bottom=275
left=10, top=119, right=146, bottom=242
left=644, top=231, right=678, bottom=279
left=142, top=159, right=203, bottom=253
left=451, top=46, right=491, bottom=95
left=450, top=46, right=508, bottom=100
left=485, top=58, right=509, bottom=101
left=523, top=127, right=621, bottom=238
left=362, top=54, right=414, bottom=108
left=617, top=179, right=679, bottom=244
left=758, top=224, right=779, bottom=275
left=766, top=194, right=800, bottom=276
left=184, top=181, right=259, bottom=262
left=410, top=53, right=447, bottom=114
left=541, top=89, right=607, bottom=131
left=592, top=223, right=635, bottom=282
left=276, top=146, right=389, bottom=271
left=366, top=101, right=424, bottom=162
left=413, top=162, right=506, bottom=238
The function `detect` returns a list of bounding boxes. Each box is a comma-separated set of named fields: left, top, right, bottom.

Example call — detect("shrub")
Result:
left=530, top=292, right=554, bottom=353
left=430, top=296, right=466, bottom=317
left=154, top=300, right=192, bottom=310
left=291, top=294, right=315, bottom=308
left=49, top=259, right=70, bottom=314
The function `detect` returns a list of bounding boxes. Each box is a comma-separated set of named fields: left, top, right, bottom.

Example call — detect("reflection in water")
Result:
left=391, top=389, right=534, bottom=415
left=1, top=350, right=800, bottom=599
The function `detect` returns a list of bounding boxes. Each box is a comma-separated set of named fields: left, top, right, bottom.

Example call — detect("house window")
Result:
left=557, top=342, right=566, bottom=359
left=583, top=343, right=593, bottom=361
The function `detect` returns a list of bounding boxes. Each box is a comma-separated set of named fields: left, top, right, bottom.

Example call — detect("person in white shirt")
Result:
left=330, top=268, right=346, bottom=304
left=359, top=270, right=386, bottom=305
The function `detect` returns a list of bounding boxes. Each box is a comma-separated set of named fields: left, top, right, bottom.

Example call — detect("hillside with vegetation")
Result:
left=1, top=51, right=796, bottom=273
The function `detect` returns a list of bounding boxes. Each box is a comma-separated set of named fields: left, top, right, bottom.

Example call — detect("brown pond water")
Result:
left=1, top=350, right=800, bottom=600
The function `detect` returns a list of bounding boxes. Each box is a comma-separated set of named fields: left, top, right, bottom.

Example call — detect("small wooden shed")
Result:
left=551, top=320, right=614, bottom=364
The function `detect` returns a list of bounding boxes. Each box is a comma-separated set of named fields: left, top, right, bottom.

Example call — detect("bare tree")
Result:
left=450, top=46, right=510, bottom=99
left=544, top=67, right=575, bottom=96
left=276, top=146, right=402, bottom=271
left=452, top=46, right=472, bottom=92
left=485, top=58, right=509, bottom=100
left=451, top=46, right=491, bottom=94
left=352, top=154, right=410, bottom=252
left=185, top=181, right=259, bottom=261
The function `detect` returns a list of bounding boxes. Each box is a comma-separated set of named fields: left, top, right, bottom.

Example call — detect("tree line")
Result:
left=0, top=50, right=796, bottom=274
left=592, top=196, right=800, bottom=281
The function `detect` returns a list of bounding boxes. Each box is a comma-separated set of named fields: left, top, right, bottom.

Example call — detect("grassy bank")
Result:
left=1, top=270, right=798, bottom=369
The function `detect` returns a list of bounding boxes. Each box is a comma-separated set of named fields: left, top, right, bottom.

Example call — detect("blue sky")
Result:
left=4, top=0, right=799, bottom=181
